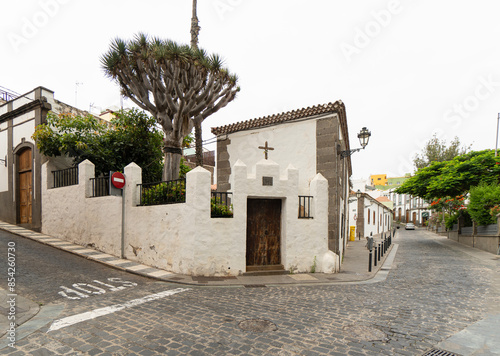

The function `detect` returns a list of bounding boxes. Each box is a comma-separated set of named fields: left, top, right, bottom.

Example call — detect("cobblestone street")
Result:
left=3, top=228, right=500, bottom=355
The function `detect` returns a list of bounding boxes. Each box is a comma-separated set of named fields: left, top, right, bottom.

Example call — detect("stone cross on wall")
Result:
left=258, top=141, right=274, bottom=160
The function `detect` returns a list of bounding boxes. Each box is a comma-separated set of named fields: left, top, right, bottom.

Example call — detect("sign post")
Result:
left=110, top=172, right=126, bottom=258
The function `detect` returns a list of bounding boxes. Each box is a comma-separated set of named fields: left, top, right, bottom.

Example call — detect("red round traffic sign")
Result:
left=111, top=172, right=126, bottom=189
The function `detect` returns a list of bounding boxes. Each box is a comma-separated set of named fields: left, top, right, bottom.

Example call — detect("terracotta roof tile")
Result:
left=211, top=100, right=345, bottom=136
left=376, top=196, right=391, bottom=202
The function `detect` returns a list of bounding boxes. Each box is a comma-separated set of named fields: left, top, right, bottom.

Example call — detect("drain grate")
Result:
left=244, top=284, right=266, bottom=288
left=422, top=348, right=462, bottom=356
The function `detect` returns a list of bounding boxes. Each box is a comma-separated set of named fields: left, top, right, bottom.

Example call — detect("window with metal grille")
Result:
left=298, top=196, right=313, bottom=218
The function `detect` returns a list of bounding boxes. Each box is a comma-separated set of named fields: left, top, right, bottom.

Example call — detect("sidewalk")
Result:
left=0, top=220, right=397, bottom=288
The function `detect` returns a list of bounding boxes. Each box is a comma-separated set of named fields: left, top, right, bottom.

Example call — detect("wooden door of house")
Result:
left=18, top=149, right=33, bottom=224
left=246, top=199, right=282, bottom=270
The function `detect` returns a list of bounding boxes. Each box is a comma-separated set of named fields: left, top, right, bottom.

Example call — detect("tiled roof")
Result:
left=211, top=100, right=345, bottom=136
left=376, top=196, right=392, bottom=203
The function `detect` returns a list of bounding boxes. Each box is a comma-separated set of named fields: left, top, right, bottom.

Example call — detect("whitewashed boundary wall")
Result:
left=41, top=158, right=332, bottom=276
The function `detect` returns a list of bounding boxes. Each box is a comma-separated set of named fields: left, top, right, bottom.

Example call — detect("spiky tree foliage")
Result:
left=101, top=33, right=239, bottom=180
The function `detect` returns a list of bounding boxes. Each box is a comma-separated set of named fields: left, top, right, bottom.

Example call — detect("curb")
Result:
left=0, top=221, right=398, bottom=288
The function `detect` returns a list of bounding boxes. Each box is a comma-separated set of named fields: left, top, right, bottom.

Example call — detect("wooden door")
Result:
left=18, top=149, right=32, bottom=224
left=246, top=199, right=282, bottom=269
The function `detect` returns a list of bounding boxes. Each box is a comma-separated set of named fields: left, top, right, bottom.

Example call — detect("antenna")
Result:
left=75, top=82, right=83, bottom=108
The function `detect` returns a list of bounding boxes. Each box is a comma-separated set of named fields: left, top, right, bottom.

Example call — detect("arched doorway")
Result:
left=18, top=148, right=33, bottom=224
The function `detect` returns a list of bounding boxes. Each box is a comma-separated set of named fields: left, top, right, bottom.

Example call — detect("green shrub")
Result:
left=211, top=197, right=233, bottom=217
left=468, top=183, right=500, bottom=225
left=141, top=180, right=186, bottom=206
left=445, top=212, right=458, bottom=230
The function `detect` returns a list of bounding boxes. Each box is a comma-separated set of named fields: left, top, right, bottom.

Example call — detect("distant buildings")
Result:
left=352, top=173, right=432, bottom=226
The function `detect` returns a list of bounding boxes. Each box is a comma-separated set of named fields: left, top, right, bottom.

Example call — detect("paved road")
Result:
left=2, top=228, right=500, bottom=355
left=0, top=230, right=151, bottom=305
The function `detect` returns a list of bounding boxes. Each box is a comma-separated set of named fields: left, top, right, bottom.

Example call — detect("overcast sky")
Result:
left=1, top=0, right=499, bottom=179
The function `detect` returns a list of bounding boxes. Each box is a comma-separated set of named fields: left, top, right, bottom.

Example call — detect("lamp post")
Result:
left=338, top=127, right=371, bottom=159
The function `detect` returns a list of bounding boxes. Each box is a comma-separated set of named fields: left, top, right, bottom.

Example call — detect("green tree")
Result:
left=101, top=33, right=239, bottom=180
left=397, top=150, right=500, bottom=200
left=468, top=183, right=500, bottom=225
left=414, top=134, right=471, bottom=170
left=32, top=109, right=164, bottom=182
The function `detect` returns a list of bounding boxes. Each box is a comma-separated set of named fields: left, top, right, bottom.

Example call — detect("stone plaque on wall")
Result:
left=262, top=176, right=273, bottom=186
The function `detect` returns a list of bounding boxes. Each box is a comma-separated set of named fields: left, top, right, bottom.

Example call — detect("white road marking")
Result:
left=48, top=288, right=190, bottom=332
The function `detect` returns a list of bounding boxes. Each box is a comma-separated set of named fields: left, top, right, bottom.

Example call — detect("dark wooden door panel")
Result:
left=18, top=149, right=33, bottom=224
left=246, top=199, right=281, bottom=267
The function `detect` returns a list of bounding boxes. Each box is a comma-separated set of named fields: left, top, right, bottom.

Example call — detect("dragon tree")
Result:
left=101, top=33, right=239, bottom=180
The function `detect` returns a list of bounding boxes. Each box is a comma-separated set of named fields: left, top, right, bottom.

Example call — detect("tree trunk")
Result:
left=190, top=0, right=200, bottom=50
left=191, top=1, right=202, bottom=166
left=163, top=150, right=181, bottom=181
left=195, top=122, right=203, bottom=167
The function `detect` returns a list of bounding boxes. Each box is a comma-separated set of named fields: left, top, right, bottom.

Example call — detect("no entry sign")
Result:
left=111, top=172, right=125, bottom=189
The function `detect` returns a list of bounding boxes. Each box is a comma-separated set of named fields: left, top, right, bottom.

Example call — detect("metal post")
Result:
left=374, top=246, right=378, bottom=266
left=378, top=244, right=381, bottom=261
left=121, top=187, right=125, bottom=259
left=368, top=249, right=372, bottom=272
left=496, top=113, right=499, bottom=157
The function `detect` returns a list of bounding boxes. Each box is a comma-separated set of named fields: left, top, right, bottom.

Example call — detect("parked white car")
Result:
left=405, top=223, right=415, bottom=230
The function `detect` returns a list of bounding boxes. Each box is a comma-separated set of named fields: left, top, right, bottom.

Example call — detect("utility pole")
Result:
left=496, top=113, right=499, bottom=157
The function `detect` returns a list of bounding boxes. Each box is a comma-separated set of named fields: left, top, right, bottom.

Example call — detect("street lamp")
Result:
left=358, top=127, right=371, bottom=149
left=349, top=189, right=363, bottom=203
left=338, top=127, right=372, bottom=159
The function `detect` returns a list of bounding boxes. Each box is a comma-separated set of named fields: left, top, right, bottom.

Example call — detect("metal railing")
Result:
left=0, top=89, right=18, bottom=103
left=52, top=167, right=78, bottom=188
left=211, top=192, right=233, bottom=218
left=298, top=196, right=313, bottom=218
left=90, top=176, right=110, bottom=197
left=138, top=179, right=186, bottom=206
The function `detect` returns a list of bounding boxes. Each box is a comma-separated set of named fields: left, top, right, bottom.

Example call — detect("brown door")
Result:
left=246, top=199, right=282, bottom=269
left=18, top=149, right=33, bottom=224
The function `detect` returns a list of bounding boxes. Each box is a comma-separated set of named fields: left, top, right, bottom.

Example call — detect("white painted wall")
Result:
left=42, top=160, right=123, bottom=256
left=12, top=91, right=35, bottom=110
left=348, top=195, right=393, bottom=239
left=0, top=130, right=7, bottom=192
left=42, top=158, right=333, bottom=276
left=225, top=118, right=319, bottom=195
left=12, top=120, right=35, bottom=146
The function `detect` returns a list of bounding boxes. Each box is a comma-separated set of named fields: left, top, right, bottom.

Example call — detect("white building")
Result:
left=0, top=86, right=86, bottom=230
left=212, top=101, right=354, bottom=269
left=348, top=191, right=393, bottom=239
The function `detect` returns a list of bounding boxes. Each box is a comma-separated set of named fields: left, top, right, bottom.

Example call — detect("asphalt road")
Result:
left=0, top=229, right=152, bottom=306
left=1, top=228, right=500, bottom=355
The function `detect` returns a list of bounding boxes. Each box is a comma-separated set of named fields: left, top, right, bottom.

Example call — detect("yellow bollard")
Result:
left=350, top=226, right=355, bottom=241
